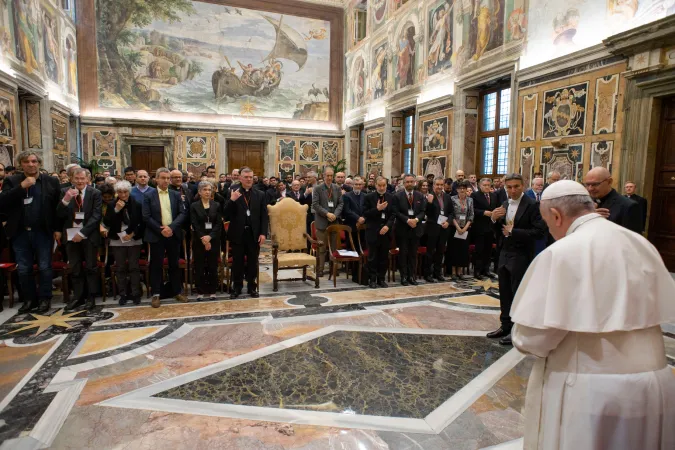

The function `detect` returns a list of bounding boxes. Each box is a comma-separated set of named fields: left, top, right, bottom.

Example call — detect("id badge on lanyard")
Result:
left=205, top=221, right=213, bottom=230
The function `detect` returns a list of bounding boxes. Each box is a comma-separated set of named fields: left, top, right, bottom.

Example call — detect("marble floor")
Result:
left=0, top=264, right=671, bottom=449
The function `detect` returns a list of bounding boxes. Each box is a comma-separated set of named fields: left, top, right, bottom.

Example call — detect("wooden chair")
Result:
left=326, top=224, right=361, bottom=287
left=0, top=248, right=17, bottom=308
left=416, top=246, right=427, bottom=279
left=39, top=245, right=71, bottom=303
left=268, top=199, right=320, bottom=292
left=387, top=235, right=399, bottom=282
left=355, top=223, right=368, bottom=283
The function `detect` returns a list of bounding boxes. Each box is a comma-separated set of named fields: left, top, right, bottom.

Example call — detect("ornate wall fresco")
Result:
left=516, top=62, right=627, bottom=185
left=94, top=0, right=332, bottom=121
left=87, top=128, right=120, bottom=175
left=522, top=0, right=675, bottom=68
left=427, top=0, right=453, bottom=77
left=51, top=109, right=69, bottom=172
left=371, top=40, right=390, bottom=100
left=25, top=99, right=42, bottom=148
left=418, top=107, right=452, bottom=179
left=275, top=135, right=344, bottom=179
left=365, top=127, right=384, bottom=175
left=0, top=87, right=17, bottom=168
left=0, top=0, right=78, bottom=104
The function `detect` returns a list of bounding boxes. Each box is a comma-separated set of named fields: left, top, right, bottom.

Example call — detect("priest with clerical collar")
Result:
left=511, top=180, right=675, bottom=450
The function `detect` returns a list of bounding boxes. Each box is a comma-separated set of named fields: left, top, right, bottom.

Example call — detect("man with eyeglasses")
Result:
left=583, top=167, right=642, bottom=234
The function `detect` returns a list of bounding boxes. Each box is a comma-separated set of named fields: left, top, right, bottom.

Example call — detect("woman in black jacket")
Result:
left=102, top=180, right=144, bottom=305
left=191, top=181, right=223, bottom=301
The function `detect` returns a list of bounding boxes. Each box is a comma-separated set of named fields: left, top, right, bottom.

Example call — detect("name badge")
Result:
left=246, top=210, right=251, bottom=217
left=381, top=212, right=386, bottom=220
left=328, top=201, right=334, bottom=208
left=459, top=214, right=466, bottom=221
left=440, top=210, right=444, bottom=216
left=23, top=197, right=33, bottom=205
left=120, top=224, right=128, bottom=232
left=75, top=212, right=85, bottom=220
left=408, top=209, right=414, bottom=216
left=205, top=222, right=213, bottom=230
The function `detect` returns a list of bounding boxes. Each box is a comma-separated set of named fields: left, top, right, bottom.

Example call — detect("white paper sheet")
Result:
left=454, top=230, right=468, bottom=240
left=337, top=250, right=359, bottom=257
left=437, top=214, right=448, bottom=225
left=67, top=228, right=86, bottom=241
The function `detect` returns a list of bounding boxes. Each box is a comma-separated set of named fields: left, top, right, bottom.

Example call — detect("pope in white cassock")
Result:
left=510, top=180, right=675, bottom=450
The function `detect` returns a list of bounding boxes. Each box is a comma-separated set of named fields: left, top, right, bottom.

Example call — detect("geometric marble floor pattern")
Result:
left=0, top=272, right=670, bottom=449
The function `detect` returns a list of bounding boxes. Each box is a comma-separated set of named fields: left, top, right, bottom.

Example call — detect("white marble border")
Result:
left=0, top=379, right=87, bottom=450
left=99, top=326, right=523, bottom=434
left=318, top=283, right=473, bottom=307
left=0, top=335, right=67, bottom=413
left=67, top=325, right=168, bottom=360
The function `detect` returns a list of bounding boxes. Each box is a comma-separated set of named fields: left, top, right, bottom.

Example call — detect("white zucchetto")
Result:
left=540, top=180, right=588, bottom=200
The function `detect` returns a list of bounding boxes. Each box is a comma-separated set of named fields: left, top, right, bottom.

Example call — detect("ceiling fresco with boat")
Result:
left=95, top=0, right=332, bottom=121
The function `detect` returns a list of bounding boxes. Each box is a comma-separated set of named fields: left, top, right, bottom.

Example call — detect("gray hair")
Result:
left=547, top=170, right=561, bottom=178
left=114, top=180, right=132, bottom=193
left=352, top=176, right=363, bottom=182
left=105, top=176, right=117, bottom=185
left=156, top=167, right=170, bottom=176
left=17, top=150, right=43, bottom=166
left=72, top=167, right=88, bottom=177
left=198, top=181, right=213, bottom=192
left=403, top=173, right=415, bottom=179
left=306, top=171, right=317, bottom=178
left=541, top=194, right=595, bottom=218
left=240, top=167, right=253, bottom=175
left=324, top=167, right=335, bottom=175
left=65, top=163, right=80, bottom=176
left=479, top=177, right=492, bottom=184
left=504, top=173, right=523, bottom=183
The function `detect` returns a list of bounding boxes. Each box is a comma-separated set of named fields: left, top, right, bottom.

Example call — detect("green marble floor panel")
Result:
left=154, top=331, right=510, bottom=419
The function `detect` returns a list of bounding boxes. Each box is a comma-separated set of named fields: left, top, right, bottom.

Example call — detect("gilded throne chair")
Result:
left=267, top=198, right=321, bottom=292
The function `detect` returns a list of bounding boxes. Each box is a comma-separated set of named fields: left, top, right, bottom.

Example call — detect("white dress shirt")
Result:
left=506, top=193, right=524, bottom=224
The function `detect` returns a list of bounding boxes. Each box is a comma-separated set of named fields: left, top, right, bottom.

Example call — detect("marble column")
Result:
left=382, top=110, right=393, bottom=179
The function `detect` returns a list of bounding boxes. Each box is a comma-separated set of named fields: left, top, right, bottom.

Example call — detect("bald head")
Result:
left=584, top=167, right=613, bottom=199
left=170, top=169, right=183, bottom=187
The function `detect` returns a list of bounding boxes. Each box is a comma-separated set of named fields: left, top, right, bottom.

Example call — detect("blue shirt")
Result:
left=131, top=185, right=155, bottom=203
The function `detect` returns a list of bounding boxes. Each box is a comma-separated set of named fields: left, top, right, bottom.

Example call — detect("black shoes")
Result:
left=248, top=290, right=260, bottom=298
left=36, top=299, right=51, bottom=314
left=408, top=278, right=419, bottom=286
left=369, top=281, right=377, bottom=289
left=230, top=288, right=242, bottom=299
left=118, top=295, right=128, bottom=306
left=435, top=275, right=446, bottom=282
left=401, top=279, right=409, bottom=286
left=499, top=334, right=512, bottom=346
left=377, top=281, right=388, bottom=288
left=475, top=275, right=486, bottom=281
left=132, top=296, right=141, bottom=305
left=487, top=327, right=510, bottom=339
left=18, top=300, right=37, bottom=314
left=423, top=276, right=436, bottom=283
left=65, top=298, right=84, bottom=312
left=85, top=297, right=96, bottom=310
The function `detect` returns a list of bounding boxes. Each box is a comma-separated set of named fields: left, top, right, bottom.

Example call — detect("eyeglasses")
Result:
left=583, top=178, right=609, bottom=188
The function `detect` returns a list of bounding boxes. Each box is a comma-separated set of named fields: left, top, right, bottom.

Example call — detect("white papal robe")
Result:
left=510, top=213, right=675, bottom=450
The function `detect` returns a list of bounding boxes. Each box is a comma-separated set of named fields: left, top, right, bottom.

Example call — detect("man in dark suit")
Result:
left=301, top=171, right=317, bottom=247
left=224, top=167, right=268, bottom=298
left=266, top=181, right=287, bottom=206
left=624, top=181, right=648, bottom=233
left=471, top=178, right=498, bottom=279
left=342, top=176, right=367, bottom=283
left=424, top=178, right=454, bottom=282
left=288, top=180, right=303, bottom=202
left=488, top=173, right=547, bottom=345
left=493, top=176, right=508, bottom=204
left=363, top=176, right=395, bottom=288
left=393, top=174, right=427, bottom=285
left=584, top=168, right=642, bottom=234
left=143, top=168, right=188, bottom=308
left=0, top=151, right=61, bottom=313
left=57, top=168, right=103, bottom=311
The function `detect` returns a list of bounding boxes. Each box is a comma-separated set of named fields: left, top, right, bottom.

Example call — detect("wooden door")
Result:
left=131, top=145, right=165, bottom=176
left=649, top=97, right=675, bottom=271
left=228, top=140, right=265, bottom=177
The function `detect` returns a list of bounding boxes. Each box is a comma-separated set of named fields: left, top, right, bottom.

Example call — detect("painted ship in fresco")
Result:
left=212, top=15, right=308, bottom=99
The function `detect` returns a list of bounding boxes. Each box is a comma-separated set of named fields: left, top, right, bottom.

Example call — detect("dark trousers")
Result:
left=12, top=229, right=53, bottom=303
left=366, top=231, right=389, bottom=283
left=425, top=230, right=448, bottom=277
left=232, top=228, right=259, bottom=290
left=497, top=252, right=529, bottom=330
left=111, top=244, right=141, bottom=298
left=66, top=240, right=99, bottom=301
left=350, top=230, right=366, bottom=283
left=397, top=232, right=419, bottom=280
left=150, top=237, right=182, bottom=298
left=474, top=232, right=494, bottom=275
left=193, top=239, right=220, bottom=295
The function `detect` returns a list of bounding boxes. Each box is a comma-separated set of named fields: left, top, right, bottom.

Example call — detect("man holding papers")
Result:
left=57, top=167, right=102, bottom=311
left=487, top=173, right=546, bottom=345
left=423, top=178, right=454, bottom=282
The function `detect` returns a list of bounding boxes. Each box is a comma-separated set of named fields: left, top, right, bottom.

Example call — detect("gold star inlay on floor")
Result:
left=7, top=309, right=88, bottom=336
left=471, top=278, right=499, bottom=291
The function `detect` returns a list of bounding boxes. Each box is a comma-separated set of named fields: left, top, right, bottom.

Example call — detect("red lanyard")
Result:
left=437, top=192, right=444, bottom=208
left=75, top=192, right=83, bottom=212
left=242, top=190, right=250, bottom=209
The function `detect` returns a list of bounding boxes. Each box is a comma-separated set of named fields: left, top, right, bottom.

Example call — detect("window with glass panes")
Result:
left=353, top=2, right=367, bottom=45
left=402, top=112, right=415, bottom=174
left=478, top=87, right=511, bottom=177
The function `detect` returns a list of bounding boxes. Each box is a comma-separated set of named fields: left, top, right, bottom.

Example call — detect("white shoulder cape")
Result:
left=511, top=214, right=675, bottom=332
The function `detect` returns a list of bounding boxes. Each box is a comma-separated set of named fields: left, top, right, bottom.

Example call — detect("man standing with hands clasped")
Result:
left=312, top=168, right=343, bottom=277
left=363, top=176, right=395, bottom=288
left=57, top=168, right=103, bottom=311
left=224, top=167, right=268, bottom=299
left=393, top=174, right=427, bottom=286
left=424, top=178, right=454, bottom=282
left=487, top=173, right=546, bottom=345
